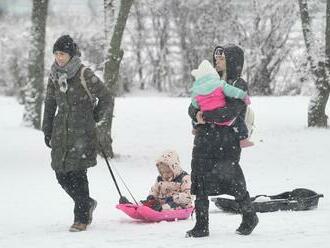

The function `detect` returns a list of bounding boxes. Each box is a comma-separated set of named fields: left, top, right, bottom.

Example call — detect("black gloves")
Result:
left=44, top=135, right=51, bottom=148
left=164, top=196, right=174, bottom=204
left=96, top=126, right=114, bottom=158
left=146, top=195, right=156, bottom=201
left=164, top=196, right=177, bottom=208
left=141, top=195, right=162, bottom=212
left=119, top=196, right=132, bottom=204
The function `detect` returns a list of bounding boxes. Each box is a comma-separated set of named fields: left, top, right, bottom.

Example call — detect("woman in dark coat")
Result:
left=42, top=35, right=113, bottom=232
left=186, top=44, right=258, bottom=237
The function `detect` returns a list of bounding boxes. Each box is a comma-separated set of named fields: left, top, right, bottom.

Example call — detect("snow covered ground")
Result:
left=0, top=96, right=329, bottom=248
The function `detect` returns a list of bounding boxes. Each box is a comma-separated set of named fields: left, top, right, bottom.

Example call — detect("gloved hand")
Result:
left=44, top=135, right=51, bottom=148
left=243, top=96, right=251, bottom=105
left=119, top=196, right=132, bottom=204
left=96, top=126, right=113, bottom=158
left=146, top=195, right=156, bottom=201
left=164, top=196, right=177, bottom=209
left=164, top=196, right=173, bottom=204
left=141, top=197, right=162, bottom=212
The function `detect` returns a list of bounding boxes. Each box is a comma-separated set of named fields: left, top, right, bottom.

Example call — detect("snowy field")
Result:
left=0, top=96, right=329, bottom=248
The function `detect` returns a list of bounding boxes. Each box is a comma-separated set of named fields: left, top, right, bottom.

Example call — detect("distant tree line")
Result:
left=0, top=0, right=329, bottom=132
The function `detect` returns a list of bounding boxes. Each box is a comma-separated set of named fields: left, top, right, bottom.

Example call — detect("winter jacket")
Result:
left=42, top=65, right=112, bottom=173
left=188, top=44, right=249, bottom=198
left=149, top=151, right=192, bottom=210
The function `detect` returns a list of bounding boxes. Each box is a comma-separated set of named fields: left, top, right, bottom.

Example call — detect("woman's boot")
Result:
left=236, top=192, right=259, bottom=235
left=186, top=199, right=209, bottom=238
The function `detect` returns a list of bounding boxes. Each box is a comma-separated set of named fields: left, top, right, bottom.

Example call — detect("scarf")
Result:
left=50, top=56, right=82, bottom=93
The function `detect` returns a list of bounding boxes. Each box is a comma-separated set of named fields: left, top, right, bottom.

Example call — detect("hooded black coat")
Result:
left=188, top=44, right=249, bottom=199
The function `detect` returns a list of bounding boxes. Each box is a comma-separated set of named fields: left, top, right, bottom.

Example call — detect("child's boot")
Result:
left=240, top=139, right=254, bottom=148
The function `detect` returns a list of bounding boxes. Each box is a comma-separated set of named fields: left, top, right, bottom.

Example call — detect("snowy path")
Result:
left=0, top=96, right=329, bottom=248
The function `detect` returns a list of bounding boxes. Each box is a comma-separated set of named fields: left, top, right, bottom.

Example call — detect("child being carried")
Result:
left=191, top=60, right=253, bottom=148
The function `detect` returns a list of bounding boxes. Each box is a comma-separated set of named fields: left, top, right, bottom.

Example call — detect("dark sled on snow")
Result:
left=211, top=188, right=324, bottom=213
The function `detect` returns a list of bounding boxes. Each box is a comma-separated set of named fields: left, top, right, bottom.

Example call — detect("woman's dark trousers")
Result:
left=55, top=169, right=93, bottom=224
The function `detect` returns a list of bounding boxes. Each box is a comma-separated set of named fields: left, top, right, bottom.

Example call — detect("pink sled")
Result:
left=116, top=203, right=193, bottom=222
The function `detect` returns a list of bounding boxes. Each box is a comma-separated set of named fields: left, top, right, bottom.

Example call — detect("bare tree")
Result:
left=171, top=0, right=234, bottom=94
left=246, top=0, right=297, bottom=95
left=23, top=0, right=48, bottom=129
left=298, top=0, right=330, bottom=127
left=133, top=1, right=145, bottom=89
left=147, top=3, right=171, bottom=92
left=171, top=0, right=192, bottom=94
left=103, top=0, right=134, bottom=157
left=104, top=0, right=118, bottom=42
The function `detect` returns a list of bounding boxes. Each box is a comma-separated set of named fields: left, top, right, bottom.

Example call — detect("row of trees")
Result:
left=122, top=0, right=330, bottom=127
left=125, top=0, right=299, bottom=96
left=1, top=0, right=309, bottom=98
left=0, top=0, right=329, bottom=139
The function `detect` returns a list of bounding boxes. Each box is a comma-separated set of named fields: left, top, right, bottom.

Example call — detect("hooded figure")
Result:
left=146, top=151, right=192, bottom=211
left=212, top=44, right=244, bottom=82
left=186, top=44, right=258, bottom=238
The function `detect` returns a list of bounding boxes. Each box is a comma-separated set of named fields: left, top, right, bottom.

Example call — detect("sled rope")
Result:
left=99, top=144, right=138, bottom=205
left=112, top=163, right=139, bottom=205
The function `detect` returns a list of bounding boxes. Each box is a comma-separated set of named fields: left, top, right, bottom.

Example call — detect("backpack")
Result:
left=80, top=66, right=101, bottom=121
left=233, top=78, right=255, bottom=138
left=80, top=66, right=113, bottom=157
left=80, top=66, right=97, bottom=108
left=245, top=105, right=255, bottom=138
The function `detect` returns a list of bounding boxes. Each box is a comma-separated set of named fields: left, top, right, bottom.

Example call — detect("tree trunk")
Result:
left=134, top=2, right=144, bottom=90
left=298, top=0, right=330, bottom=127
left=148, top=6, right=170, bottom=93
left=298, top=0, right=318, bottom=73
left=248, top=1, right=295, bottom=96
left=103, top=0, right=134, bottom=157
left=171, top=1, right=191, bottom=95
left=250, top=63, right=272, bottom=95
left=104, top=0, right=117, bottom=42
left=308, top=63, right=329, bottom=127
left=327, top=0, right=330, bottom=66
left=23, top=0, right=48, bottom=129
left=179, top=31, right=191, bottom=95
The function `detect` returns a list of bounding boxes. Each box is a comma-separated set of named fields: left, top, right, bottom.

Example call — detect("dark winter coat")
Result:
left=42, top=65, right=112, bottom=173
left=188, top=44, right=249, bottom=198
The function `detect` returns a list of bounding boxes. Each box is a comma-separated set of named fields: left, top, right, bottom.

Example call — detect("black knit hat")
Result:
left=53, top=35, right=80, bottom=57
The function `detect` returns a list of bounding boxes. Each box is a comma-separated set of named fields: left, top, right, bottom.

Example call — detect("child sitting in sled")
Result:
left=141, top=150, right=193, bottom=211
